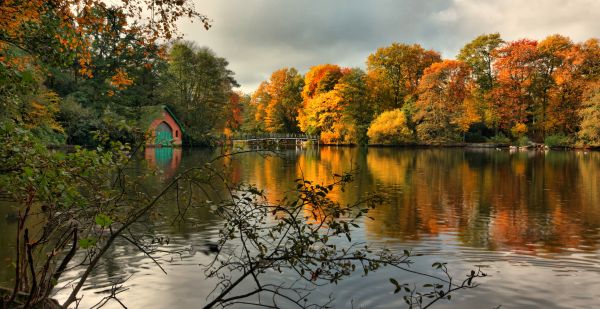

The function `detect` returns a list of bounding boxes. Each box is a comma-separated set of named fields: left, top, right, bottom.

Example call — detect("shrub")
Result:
left=367, top=109, right=413, bottom=145
left=544, top=134, right=571, bottom=147
left=511, top=122, right=528, bottom=138
left=465, top=132, right=486, bottom=143
left=487, top=133, right=510, bottom=144
left=516, top=136, right=530, bottom=147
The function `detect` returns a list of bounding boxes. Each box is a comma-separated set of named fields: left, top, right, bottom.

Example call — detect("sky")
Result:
left=180, top=0, right=600, bottom=93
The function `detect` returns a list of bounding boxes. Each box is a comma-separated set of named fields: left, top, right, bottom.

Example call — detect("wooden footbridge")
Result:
left=227, top=133, right=319, bottom=146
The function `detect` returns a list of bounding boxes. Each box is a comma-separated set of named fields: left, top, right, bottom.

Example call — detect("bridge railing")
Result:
left=226, top=132, right=319, bottom=141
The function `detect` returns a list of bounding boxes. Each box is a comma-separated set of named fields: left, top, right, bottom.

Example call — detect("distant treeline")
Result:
left=3, top=19, right=599, bottom=148
left=239, top=34, right=600, bottom=147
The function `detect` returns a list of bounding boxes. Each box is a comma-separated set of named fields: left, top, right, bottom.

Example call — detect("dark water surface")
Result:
left=3, top=147, right=600, bottom=308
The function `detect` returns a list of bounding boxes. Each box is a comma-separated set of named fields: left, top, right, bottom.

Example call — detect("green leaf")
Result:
left=95, top=213, right=113, bottom=227
left=23, top=166, right=33, bottom=177
left=79, top=237, right=97, bottom=249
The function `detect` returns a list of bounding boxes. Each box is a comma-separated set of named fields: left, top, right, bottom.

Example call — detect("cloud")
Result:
left=180, top=0, right=600, bottom=93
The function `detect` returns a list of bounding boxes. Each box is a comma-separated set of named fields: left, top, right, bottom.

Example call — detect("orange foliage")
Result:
left=301, top=64, right=343, bottom=100
left=546, top=39, right=600, bottom=134
left=224, top=91, right=243, bottom=134
left=490, top=39, right=539, bottom=130
left=109, top=68, right=134, bottom=90
left=297, top=64, right=345, bottom=138
left=415, top=60, right=475, bottom=141
left=1, top=0, right=206, bottom=78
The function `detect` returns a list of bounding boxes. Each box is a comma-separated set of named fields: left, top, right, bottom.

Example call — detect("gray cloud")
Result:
left=180, top=0, right=600, bottom=92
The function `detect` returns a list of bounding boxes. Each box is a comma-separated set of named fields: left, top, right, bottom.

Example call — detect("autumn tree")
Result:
left=264, top=68, right=304, bottom=133
left=533, top=34, right=574, bottom=138
left=0, top=0, right=208, bottom=67
left=489, top=39, right=539, bottom=136
left=367, top=109, right=413, bottom=144
left=298, top=90, right=345, bottom=141
left=578, top=86, right=600, bottom=146
left=297, top=64, right=344, bottom=136
left=300, top=64, right=343, bottom=100
left=414, top=60, right=476, bottom=142
left=222, top=91, right=244, bottom=135
left=296, top=65, right=372, bottom=144
left=457, top=33, right=504, bottom=131
left=50, top=7, right=168, bottom=113
left=244, top=81, right=271, bottom=133
left=1, top=0, right=204, bottom=145
left=546, top=38, right=600, bottom=135
left=367, top=43, right=441, bottom=112
left=1, top=0, right=208, bottom=101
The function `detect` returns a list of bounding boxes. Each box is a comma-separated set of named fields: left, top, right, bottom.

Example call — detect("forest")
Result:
left=244, top=34, right=600, bottom=147
left=3, top=12, right=599, bottom=148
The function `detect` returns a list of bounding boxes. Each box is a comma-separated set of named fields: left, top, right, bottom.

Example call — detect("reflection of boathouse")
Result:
left=141, top=105, right=184, bottom=146
left=145, top=147, right=182, bottom=179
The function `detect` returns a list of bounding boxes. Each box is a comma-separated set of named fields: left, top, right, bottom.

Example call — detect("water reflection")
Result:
left=145, top=147, right=182, bottom=179
left=4, top=147, right=599, bottom=308
left=0, top=201, right=18, bottom=286
left=229, top=148, right=600, bottom=255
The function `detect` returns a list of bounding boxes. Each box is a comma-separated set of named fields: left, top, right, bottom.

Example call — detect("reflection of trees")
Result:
left=0, top=202, right=19, bottom=285
left=363, top=149, right=600, bottom=254
left=205, top=147, right=600, bottom=254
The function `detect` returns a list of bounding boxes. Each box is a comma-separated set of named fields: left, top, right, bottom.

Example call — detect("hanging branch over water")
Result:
left=0, top=123, right=484, bottom=308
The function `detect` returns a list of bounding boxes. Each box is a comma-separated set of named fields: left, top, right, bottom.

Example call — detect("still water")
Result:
left=3, top=147, right=600, bottom=308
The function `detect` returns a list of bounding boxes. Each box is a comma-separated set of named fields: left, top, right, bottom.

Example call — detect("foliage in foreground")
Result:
left=200, top=169, right=486, bottom=308
left=0, top=127, right=485, bottom=307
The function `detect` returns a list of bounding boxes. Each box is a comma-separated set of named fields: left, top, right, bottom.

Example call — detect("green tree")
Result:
left=457, top=33, right=504, bottom=92
left=367, top=43, right=441, bottom=112
left=162, top=42, right=238, bottom=141
left=54, top=7, right=167, bottom=110
left=336, top=68, right=374, bottom=144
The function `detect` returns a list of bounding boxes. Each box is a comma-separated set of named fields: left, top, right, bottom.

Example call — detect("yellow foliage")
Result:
left=23, top=91, right=63, bottom=132
left=320, top=122, right=357, bottom=144
left=511, top=122, right=528, bottom=137
left=367, top=109, right=413, bottom=144
left=453, top=97, right=481, bottom=133
left=297, top=91, right=343, bottom=135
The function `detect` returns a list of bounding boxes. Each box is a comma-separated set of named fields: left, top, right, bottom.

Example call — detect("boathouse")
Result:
left=141, top=105, right=184, bottom=146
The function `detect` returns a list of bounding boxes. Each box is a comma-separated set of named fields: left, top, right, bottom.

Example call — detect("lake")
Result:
left=3, top=146, right=600, bottom=308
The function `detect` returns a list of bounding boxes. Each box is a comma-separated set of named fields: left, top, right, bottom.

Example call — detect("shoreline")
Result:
left=48, top=142, right=600, bottom=151
left=317, top=142, right=599, bottom=151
